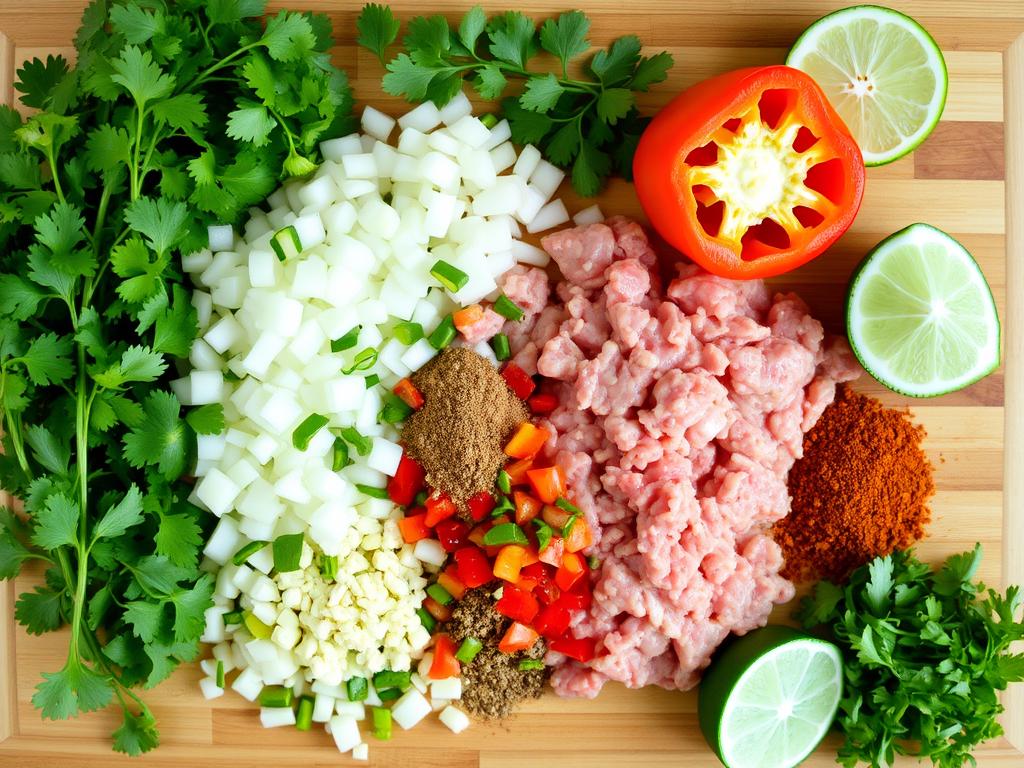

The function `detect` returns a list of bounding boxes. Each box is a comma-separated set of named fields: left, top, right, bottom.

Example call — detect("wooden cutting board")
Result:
left=1, top=1, right=1022, bottom=766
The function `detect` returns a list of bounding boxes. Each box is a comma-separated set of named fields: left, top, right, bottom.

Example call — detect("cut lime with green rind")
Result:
left=698, top=626, right=843, bottom=768
left=846, top=223, right=1000, bottom=397
left=786, top=5, right=947, bottom=166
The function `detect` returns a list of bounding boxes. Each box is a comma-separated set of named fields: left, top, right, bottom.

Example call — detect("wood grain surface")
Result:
left=0, top=1, right=1021, bottom=766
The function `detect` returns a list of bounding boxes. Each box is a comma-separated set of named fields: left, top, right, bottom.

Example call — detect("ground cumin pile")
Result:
left=773, top=385, right=935, bottom=583
left=403, top=347, right=527, bottom=510
left=444, top=588, right=547, bottom=720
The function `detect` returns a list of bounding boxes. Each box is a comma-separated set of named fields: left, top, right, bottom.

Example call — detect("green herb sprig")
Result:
left=0, top=0, right=353, bottom=755
left=357, top=4, right=674, bottom=195
left=799, top=545, right=1024, bottom=768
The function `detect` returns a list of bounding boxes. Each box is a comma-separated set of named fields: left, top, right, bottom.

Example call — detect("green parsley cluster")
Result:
left=0, top=0, right=352, bottom=755
left=357, top=4, right=674, bottom=196
left=800, top=544, right=1024, bottom=768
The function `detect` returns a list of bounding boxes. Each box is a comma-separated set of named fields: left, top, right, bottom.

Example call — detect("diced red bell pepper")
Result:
left=437, top=567, right=466, bottom=600
left=495, top=584, right=539, bottom=624
left=564, top=516, right=593, bottom=554
left=515, top=577, right=538, bottom=593
left=555, top=552, right=585, bottom=591
left=467, top=523, right=489, bottom=548
left=533, top=603, right=572, bottom=639
left=398, top=512, right=430, bottom=544
left=424, top=492, right=457, bottom=527
left=454, top=547, right=493, bottom=588
left=429, top=635, right=461, bottom=679
left=521, top=562, right=560, bottom=605
left=556, top=589, right=592, bottom=612
left=527, top=465, right=566, bottom=505
left=505, top=457, right=534, bottom=486
left=423, top=596, right=452, bottom=622
left=534, top=576, right=561, bottom=606
left=549, top=635, right=597, bottom=663
left=541, top=503, right=571, bottom=530
left=504, top=423, right=550, bottom=459
left=393, top=378, right=425, bottom=410
left=498, top=622, right=539, bottom=653
left=387, top=452, right=426, bottom=507
left=435, top=518, right=470, bottom=553
left=493, top=545, right=527, bottom=583
left=514, top=491, right=542, bottom=526
left=501, top=362, right=536, bottom=400
left=467, top=491, right=496, bottom=522
left=527, top=392, right=558, bottom=415
left=538, top=537, right=565, bottom=567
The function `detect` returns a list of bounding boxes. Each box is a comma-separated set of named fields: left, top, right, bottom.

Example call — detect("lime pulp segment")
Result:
left=719, top=639, right=843, bottom=768
left=847, top=223, right=1000, bottom=397
left=786, top=5, right=947, bottom=165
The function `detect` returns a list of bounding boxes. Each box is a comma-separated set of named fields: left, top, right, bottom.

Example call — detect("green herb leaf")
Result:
left=109, top=45, right=176, bottom=108
left=112, top=708, right=160, bottom=756
left=596, top=87, right=634, bottom=125
left=31, top=493, right=80, bottom=551
left=15, top=55, right=71, bottom=110
left=33, top=662, right=113, bottom=719
left=15, top=586, right=65, bottom=635
left=259, top=11, right=317, bottom=62
left=357, top=4, right=401, bottom=65
left=185, top=403, right=225, bottom=435
left=520, top=74, right=565, bottom=113
left=154, top=513, right=203, bottom=570
left=487, top=12, right=536, bottom=69
left=458, top=6, right=488, bottom=52
left=631, top=51, right=674, bottom=91
left=93, top=485, right=145, bottom=541
left=539, top=11, right=591, bottom=76
left=590, top=35, right=641, bottom=85
left=21, top=332, right=74, bottom=385
left=226, top=103, right=277, bottom=147
left=122, top=390, right=187, bottom=479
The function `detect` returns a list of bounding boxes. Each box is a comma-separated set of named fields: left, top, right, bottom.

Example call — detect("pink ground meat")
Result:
left=502, top=217, right=860, bottom=698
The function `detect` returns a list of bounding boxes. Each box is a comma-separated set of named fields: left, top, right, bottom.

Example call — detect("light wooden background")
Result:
left=0, top=1, right=1021, bottom=766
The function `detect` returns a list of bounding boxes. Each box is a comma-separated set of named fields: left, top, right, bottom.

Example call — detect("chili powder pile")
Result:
left=773, top=385, right=935, bottom=583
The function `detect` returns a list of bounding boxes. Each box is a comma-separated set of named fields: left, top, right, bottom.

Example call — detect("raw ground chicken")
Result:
left=478, top=216, right=860, bottom=697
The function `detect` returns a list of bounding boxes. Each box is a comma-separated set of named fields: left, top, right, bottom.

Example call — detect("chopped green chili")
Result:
left=356, top=484, right=390, bottom=500
left=519, top=659, right=545, bottom=671
left=426, top=583, right=453, bottom=606
left=493, top=294, right=525, bottom=321
left=340, top=426, right=372, bottom=456
left=296, top=695, right=314, bottom=731
left=483, top=522, right=528, bottom=546
left=377, top=687, right=401, bottom=702
left=259, top=686, right=293, bottom=708
left=562, top=513, right=580, bottom=540
left=480, top=113, right=499, bottom=129
left=393, top=321, right=424, bottom=345
left=533, top=519, right=553, bottom=552
left=588, top=555, right=602, bottom=570
left=346, top=676, right=369, bottom=702
left=372, top=670, right=411, bottom=691
left=321, top=555, right=339, bottom=581
left=555, top=497, right=581, bottom=515
left=365, top=373, right=380, bottom=388
left=292, top=413, right=329, bottom=450
left=491, top=332, right=510, bottom=361
left=414, top=490, right=429, bottom=507
left=216, top=660, right=225, bottom=688
left=497, top=469, right=512, bottom=494
left=231, top=540, right=268, bottom=567
left=490, top=496, right=515, bottom=518
left=342, top=347, right=379, bottom=374
left=244, top=612, right=273, bottom=640
left=430, top=259, right=470, bottom=292
left=455, top=637, right=483, bottom=664
left=272, top=533, right=304, bottom=573
left=379, top=392, right=414, bottom=424
left=417, top=607, right=437, bottom=632
left=332, top=438, right=351, bottom=471
left=222, top=609, right=244, bottom=626
left=330, top=325, right=361, bottom=353
left=372, top=706, right=393, bottom=740
left=428, top=315, right=457, bottom=349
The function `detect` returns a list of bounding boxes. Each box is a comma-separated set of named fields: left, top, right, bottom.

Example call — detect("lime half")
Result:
left=698, top=626, right=843, bottom=768
left=847, top=223, right=1000, bottom=397
left=786, top=5, right=947, bottom=165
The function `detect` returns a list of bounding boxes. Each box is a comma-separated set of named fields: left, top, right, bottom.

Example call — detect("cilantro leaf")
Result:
left=596, top=87, right=635, bottom=125
left=186, top=403, right=225, bottom=435
left=383, top=53, right=439, bottom=102
left=109, top=45, right=176, bottom=108
left=631, top=51, right=674, bottom=91
left=865, top=555, right=894, bottom=615
left=155, top=512, right=203, bottom=569
left=502, top=96, right=553, bottom=145
left=0, top=275, right=47, bottom=321
left=153, top=285, right=198, bottom=357
left=151, top=94, right=209, bottom=133
left=15, top=586, right=65, bottom=635
left=458, top=6, right=487, bottom=52
left=109, top=4, right=163, bottom=44
left=122, top=390, right=187, bottom=479
left=30, top=492, right=80, bottom=551
left=112, top=708, right=160, bottom=756
left=520, top=74, right=565, bottom=113
left=123, top=601, right=166, bottom=645
left=0, top=152, right=42, bottom=189
left=84, top=125, right=131, bottom=177
left=25, top=425, right=71, bottom=476
left=15, top=55, right=71, bottom=110
left=34, top=202, right=94, bottom=277
left=934, top=542, right=982, bottom=596
left=590, top=35, right=642, bottom=86
left=487, top=12, right=536, bottom=69
left=226, top=103, right=277, bottom=147
left=20, top=332, right=74, bottom=385
left=473, top=63, right=507, bottom=100
left=93, top=485, right=145, bottom=541
left=0, top=514, right=33, bottom=578
left=172, top=573, right=215, bottom=642
left=540, top=11, right=591, bottom=77
left=357, top=4, right=401, bottom=65
left=572, top=141, right=611, bottom=197
left=260, top=11, right=317, bottom=62
left=93, top=345, right=168, bottom=388
left=544, top=122, right=581, bottom=166
left=125, top=197, right=188, bottom=255
left=33, top=662, right=113, bottom=719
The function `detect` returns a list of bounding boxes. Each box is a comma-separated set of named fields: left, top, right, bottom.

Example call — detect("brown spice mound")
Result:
left=445, top=587, right=547, bottom=720
left=773, top=385, right=935, bottom=583
left=404, top=347, right=527, bottom=510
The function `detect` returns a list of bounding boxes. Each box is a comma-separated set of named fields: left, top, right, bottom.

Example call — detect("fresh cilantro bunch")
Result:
left=799, top=545, right=1024, bottom=768
left=0, top=0, right=352, bottom=755
left=357, top=4, right=674, bottom=195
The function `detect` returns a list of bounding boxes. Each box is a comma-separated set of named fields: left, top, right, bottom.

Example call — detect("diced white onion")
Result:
left=439, top=705, right=471, bottom=734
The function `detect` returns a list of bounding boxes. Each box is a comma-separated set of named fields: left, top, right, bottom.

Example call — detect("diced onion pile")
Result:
left=185, top=93, right=569, bottom=756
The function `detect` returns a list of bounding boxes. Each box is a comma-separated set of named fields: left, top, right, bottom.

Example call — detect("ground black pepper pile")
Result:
left=444, top=587, right=548, bottom=720
left=403, top=347, right=527, bottom=511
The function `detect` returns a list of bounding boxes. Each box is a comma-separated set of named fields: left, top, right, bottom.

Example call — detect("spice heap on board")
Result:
left=774, top=385, right=935, bottom=582
left=403, top=348, right=528, bottom=512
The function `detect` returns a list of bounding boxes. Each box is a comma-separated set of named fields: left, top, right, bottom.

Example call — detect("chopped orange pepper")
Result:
left=504, top=457, right=534, bottom=486
left=398, top=513, right=430, bottom=544
left=555, top=552, right=585, bottom=591
left=564, top=516, right=593, bottom=553
left=514, top=491, right=542, bottom=526
left=504, top=422, right=550, bottom=459
left=423, top=596, right=453, bottom=622
left=493, top=545, right=527, bottom=583
left=538, top=536, right=565, bottom=567
left=437, top=568, right=466, bottom=600
left=453, top=304, right=484, bottom=333
left=429, top=634, right=461, bottom=679
left=527, top=465, right=566, bottom=505
left=393, top=378, right=425, bottom=410
left=498, top=622, right=539, bottom=653
left=541, top=504, right=571, bottom=530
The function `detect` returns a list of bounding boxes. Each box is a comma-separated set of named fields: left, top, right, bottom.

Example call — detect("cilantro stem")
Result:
left=188, top=43, right=260, bottom=91
left=45, top=146, right=66, bottom=205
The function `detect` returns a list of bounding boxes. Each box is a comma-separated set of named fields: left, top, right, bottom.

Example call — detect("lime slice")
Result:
left=786, top=5, right=947, bottom=165
left=846, top=223, right=1000, bottom=397
left=698, top=626, right=843, bottom=768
